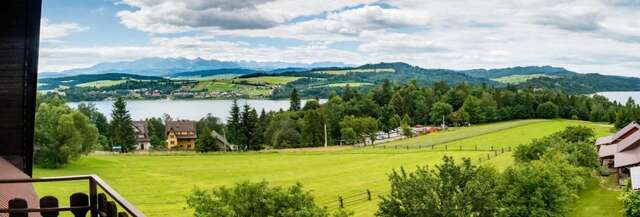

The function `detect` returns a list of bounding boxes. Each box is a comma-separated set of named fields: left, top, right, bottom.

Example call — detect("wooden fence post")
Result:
left=339, top=196, right=344, bottom=208
left=367, top=189, right=372, bottom=201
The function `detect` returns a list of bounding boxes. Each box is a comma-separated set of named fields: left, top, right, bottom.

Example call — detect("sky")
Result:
left=40, top=0, right=640, bottom=77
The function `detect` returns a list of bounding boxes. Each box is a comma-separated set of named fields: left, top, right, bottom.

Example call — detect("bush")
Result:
left=377, top=157, right=500, bottom=217
left=187, top=181, right=351, bottom=217
left=599, top=166, right=610, bottom=176
left=499, top=153, right=588, bottom=217
left=557, top=125, right=595, bottom=143
left=622, top=184, right=640, bottom=217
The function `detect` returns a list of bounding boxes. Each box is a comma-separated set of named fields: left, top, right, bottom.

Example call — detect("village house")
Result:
left=596, top=122, right=639, bottom=168
left=596, top=122, right=640, bottom=184
left=132, top=121, right=151, bottom=150
left=166, top=120, right=197, bottom=150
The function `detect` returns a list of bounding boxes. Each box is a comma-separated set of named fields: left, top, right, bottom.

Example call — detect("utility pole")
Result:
left=324, top=123, right=328, bottom=147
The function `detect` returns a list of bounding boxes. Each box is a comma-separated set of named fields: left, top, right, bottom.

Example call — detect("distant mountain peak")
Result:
left=51, top=57, right=353, bottom=77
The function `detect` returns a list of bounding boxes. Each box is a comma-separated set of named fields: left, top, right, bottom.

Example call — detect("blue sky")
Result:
left=40, top=0, right=640, bottom=77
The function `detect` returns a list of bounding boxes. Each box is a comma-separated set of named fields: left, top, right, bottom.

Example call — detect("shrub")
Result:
left=622, top=184, right=640, bottom=217
left=187, top=181, right=351, bottom=217
left=557, top=125, right=595, bottom=143
left=499, top=153, right=588, bottom=217
left=377, top=157, right=500, bottom=217
left=599, top=166, right=610, bottom=176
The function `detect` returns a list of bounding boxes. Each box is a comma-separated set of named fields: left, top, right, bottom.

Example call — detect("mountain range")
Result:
left=39, top=57, right=354, bottom=78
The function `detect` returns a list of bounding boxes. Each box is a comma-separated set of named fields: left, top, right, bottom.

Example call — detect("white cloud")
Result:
left=39, top=0, right=640, bottom=76
left=40, top=18, right=87, bottom=41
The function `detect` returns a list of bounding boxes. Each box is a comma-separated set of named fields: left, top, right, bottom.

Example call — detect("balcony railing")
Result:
left=0, top=175, right=145, bottom=217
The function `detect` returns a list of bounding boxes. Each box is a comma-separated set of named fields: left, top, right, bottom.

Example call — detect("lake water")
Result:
left=595, top=91, right=640, bottom=104
left=69, top=99, right=325, bottom=121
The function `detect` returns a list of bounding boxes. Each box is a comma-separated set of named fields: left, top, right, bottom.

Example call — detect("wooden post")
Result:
left=90, top=179, right=98, bottom=217
left=367, top=189, right=372, bottom=201
left=339, top=196, right=344, bottom=208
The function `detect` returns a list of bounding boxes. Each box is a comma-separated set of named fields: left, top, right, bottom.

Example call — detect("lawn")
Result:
left=491, top=74, right=555, bottom=84
left=233, top=76, right=301, bottom=85
left=191, top=81, right=237, bottom=92
left=76, top=80, right=127, bottom=88
left=314, top=68, right=395, bottom=75
left=570, top=175, right=623, bottom=217
left=33, top=119, right=619, bottom=217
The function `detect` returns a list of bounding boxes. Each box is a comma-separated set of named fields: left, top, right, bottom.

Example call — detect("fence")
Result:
left=0, top=175, right=144, bottom=217
left=358, top=143, right=513, bottom=153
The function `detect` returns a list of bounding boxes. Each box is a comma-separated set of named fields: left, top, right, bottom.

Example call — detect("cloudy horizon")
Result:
left=41, top=0, right=640, bottom=77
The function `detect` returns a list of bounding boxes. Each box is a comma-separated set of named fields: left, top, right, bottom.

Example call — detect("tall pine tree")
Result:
left=110, top=97, right=136, bottom=152
left=289, top=88, right=301, bottom=111
left=227, top=99, right=241, bottom=145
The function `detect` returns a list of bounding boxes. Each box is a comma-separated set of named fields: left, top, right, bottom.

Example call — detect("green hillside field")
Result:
left=32, top=119, right=619, bottom=217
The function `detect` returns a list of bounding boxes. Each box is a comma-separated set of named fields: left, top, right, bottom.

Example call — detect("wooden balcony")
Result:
left=0, top=175, right=145, bottom=217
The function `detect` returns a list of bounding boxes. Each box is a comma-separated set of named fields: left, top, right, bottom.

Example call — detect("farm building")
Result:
left=132, top=121, right=151, bottom=150
left=166, top=120, right=198, bottom=150
left=211, top=130, right=234, bottom=151
left=596, top=122, right=640, bottom=184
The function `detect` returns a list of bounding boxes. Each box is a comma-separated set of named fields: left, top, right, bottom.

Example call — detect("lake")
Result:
left=69, top=99, right=325, bottom=121
left=595, top=91, right=640, bottom=104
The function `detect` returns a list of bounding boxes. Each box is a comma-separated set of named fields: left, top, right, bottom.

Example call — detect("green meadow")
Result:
left=33, top=119, right=620, bottom=217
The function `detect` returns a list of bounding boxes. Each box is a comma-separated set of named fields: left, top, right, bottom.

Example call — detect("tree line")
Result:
left=222, top=80, right=638, bottom=151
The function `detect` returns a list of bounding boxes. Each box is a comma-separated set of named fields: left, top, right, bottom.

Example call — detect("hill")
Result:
left=41, top=57, right=353, bottom=77
left=38, top=73, right=166, bottom=90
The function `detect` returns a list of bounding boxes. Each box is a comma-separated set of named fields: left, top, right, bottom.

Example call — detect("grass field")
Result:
left=172, top=74, right=242, bottom=81
left=33, top=119, right=619, bottom=217
left=191, top=81, right=237, bottom=92
left=76, top=80, right=127, bottom=88
left=322, top=82, right=374, bottom=87
left=491, top=74, right=555, bottom=84
left=315, top=68, right=395, bottom=75
left=233, top=76, right=301, bottom=85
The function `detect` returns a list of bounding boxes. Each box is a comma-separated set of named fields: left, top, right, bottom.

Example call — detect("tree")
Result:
left=302, top=107, right=325, bottom=147
left=35, top=102, right=98, bottom=168
left=498, top=155, right=586, bottom=217
left=227, top=99, right=241, bottom=145
left=340, top=128, right=357, bottom=145
left=378, top=105, right=398, bottom=137
left=377, top=157, right=500, bottom=217
left=429, top=102, right=453, bottom=125
left=557, top=125, right=594, bottom=143
left=616, top=97, right=640, bottom=129
left=460, top=96, right=483, bottom=124
left=401, top=115, right=413, bottom=138
left=110, top=97, right=136, bottom=152
left=340, top=116, right=379, bottom=145
left=238, top=105, right=259, bottom=151
left=146, top=117, right=166, bottom=150
left=537, top=101, right=559, bottom=119
left=77, top=102, right=109, bottom=149
left=197, top=113, right=225, bottom=134
left=290, top=88, right=301, bottom=111
left=187, top=181, right=351, bottom=217
left=195, top=125, right=217, bottom=152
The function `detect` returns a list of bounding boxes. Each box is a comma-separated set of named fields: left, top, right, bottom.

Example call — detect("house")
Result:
left=166, top=120, right=197, bottom=150
left=211, top=130, right=233, bottom=151
left=596, top=122, right=639, bottom=167
left=132, top=121, right=151, bottom=150
left=596, top=122, right=640, bottom=184
left=0, top=2, right=143, bottom=215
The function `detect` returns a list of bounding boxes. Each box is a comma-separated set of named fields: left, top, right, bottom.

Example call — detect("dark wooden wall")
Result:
left=0, top=0, right=42, bottom=176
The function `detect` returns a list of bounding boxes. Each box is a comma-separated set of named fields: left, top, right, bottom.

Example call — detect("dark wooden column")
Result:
left=0, top=0, right=42, bottom=176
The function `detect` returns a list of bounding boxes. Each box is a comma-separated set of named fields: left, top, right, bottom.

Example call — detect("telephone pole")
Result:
left=324, top=124, right=328, bottom=148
